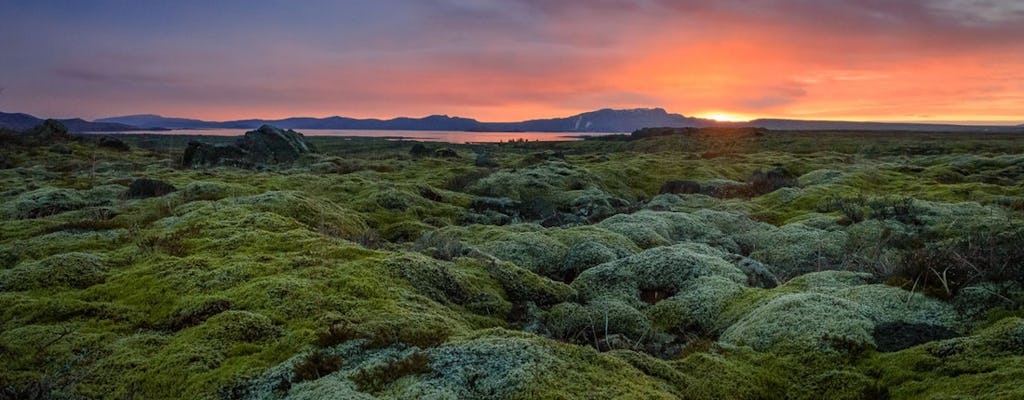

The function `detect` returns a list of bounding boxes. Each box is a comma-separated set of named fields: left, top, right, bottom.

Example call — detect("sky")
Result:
left=1, top=0, right=1022, bottom=124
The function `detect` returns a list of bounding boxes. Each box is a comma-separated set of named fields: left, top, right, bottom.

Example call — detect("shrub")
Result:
left=292, top=351, right=344, bottom=383
left=351, top=351, right=430, bottom=393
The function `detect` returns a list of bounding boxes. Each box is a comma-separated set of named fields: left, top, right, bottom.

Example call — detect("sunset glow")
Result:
left=1, top=1, right=1022, bottom=124
left=697, top=113, right=751, bottom=123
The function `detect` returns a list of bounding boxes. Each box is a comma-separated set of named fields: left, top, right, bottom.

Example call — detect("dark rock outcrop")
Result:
left=126, top=178, right=177, bottom=199
left=433, top=147, right=459, bottom=158
left=659, top=180, right=703, bottom=195
left=237, top=125, right=313, bottom=164
left=873, top=322, right=958, bottom=352
left=28, top=119, right=72, bottom=141
left=727, top=254, right=779, bottom=288
left=659, top=166, right=798, bottom=200
left=410, top=143, right=430, bottom=157
left=98, top=136, right=130, bottom=151
left=181, top=125, right=314, bottom=168
left=747, top=166, right=798, bottom=196
left=182, top=141, right=250, bottom=168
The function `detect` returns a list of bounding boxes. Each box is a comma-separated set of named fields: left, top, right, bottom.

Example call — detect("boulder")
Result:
left=98, top=136, right=130, bottom=151
left=237, top=124, right=314, bottom=164
left=433, top=147, right=459, bottom=158
left=747, top=166, right=798, bottom=196
left=181, top=125, right=315, bottom=168
left=659, top=180, right=703, bottom=195
left=410, top=143, right=430, bottom=157
left=126, top=178, right=177, bottom=199
left=28, top=119, right=72, bottom=141
left=182, top=141, right=250, bottom=168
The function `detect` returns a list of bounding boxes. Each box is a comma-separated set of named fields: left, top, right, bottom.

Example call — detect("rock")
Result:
left=0, top=154, right=10, bottom=169
left=410, top=143, right=430, bottom=157
left=98, top=136, right=130, bottom=151
left=181, top=125, right=315, bottom=168
left=237, top=125, right=313, bottom=164
left=872, top=322, right=958, bottom=352
left=659, top=180, right=703, bottom=195
left=182, top=141, right=250, bottom=168
left=725, top=254, right=779, bottom=288
left=48, top=144, right=72, bottom=154
left=471, top=196, right=522, bottom=217
left=433, top=147, right=459, bottom=158
left=28, top=119, right=72, bottom=141
left=126, top=178, right=177, bottom=199
left=747, top=166, right=798, bottom=196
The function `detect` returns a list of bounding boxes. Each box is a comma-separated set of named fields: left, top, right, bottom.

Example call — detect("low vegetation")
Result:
left=2, top=122, right=1024, bottom=399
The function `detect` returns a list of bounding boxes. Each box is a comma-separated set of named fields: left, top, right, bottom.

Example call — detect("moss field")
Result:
left=2, top=128, right=1024, bottom=399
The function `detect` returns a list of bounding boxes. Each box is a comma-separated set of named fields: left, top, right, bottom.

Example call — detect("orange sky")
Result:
left=2, top=1, right=1022, bottom=124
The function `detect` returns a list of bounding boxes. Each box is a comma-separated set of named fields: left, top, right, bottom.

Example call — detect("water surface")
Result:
left=94, top=129, right=620, bottom=143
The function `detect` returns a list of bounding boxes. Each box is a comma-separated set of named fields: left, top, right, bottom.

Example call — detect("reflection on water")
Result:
left=90, top=129, right=620, bottom=143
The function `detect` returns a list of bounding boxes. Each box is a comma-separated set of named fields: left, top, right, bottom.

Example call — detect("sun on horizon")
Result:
left=697, top=112, right=751, bottom=123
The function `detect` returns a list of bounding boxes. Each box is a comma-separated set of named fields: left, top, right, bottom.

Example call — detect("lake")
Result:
left=91, top=129, right=621, bottom=144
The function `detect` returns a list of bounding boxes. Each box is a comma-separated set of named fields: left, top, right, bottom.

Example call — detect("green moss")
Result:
left=481, top=259, right=576, bottom=306
left=597, top=210, right=731, bottom=249
left=0, top=252, right=109, bottom=291
left=572, top=243, right=746, bottom=306
left=5, top=130, right=1024, bottom=399
left=736, top=223, right=849, bottom=279
left=720, top=293, right=875, bottom=354
left=1, top=185, right=123, bottom=219
left=648, top=276, right=747, bottom=335
left=866, top=317, right=1024, bottom=399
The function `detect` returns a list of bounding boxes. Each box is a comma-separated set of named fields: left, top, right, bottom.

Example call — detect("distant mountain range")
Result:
left=91, top=109, right=1024, bottom=133
left=0, top=111, right=145, bottom=132
left=93, top=108, right=717, bottom=132
left=2, top=108, right=1021, bottom=133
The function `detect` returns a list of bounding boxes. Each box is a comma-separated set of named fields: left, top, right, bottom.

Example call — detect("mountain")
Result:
left=98, top=114, right=486, bottom=131
left=483, top=108, right=716, bottom=132
left=747, top=118, right=1024, bottom=132
left=94, top=114, right=211, bottom=129
left=0, top=112, right=145, bottom=132
left=14, top=109, right=1024, bottom=134
left=98, top=108, right=713, bottom=133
